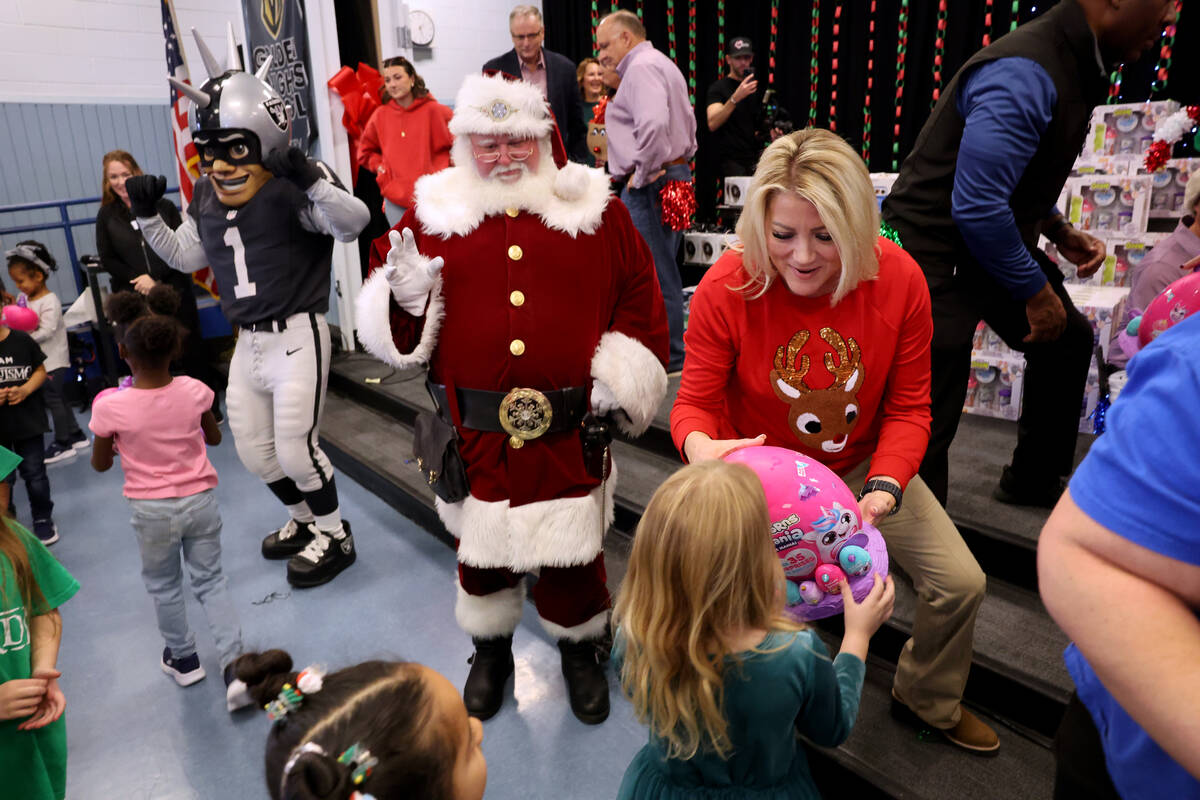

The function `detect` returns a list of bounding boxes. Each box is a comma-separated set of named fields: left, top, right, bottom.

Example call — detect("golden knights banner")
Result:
left=241, top=0, right=317, bottom=150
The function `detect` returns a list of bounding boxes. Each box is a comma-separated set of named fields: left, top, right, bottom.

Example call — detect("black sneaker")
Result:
left=33, top=519, right=58, bottom=546
left=44, top=442, right=76, bottom=464
left=69, top=431, right=91, bottom=450
left=223, top=662, right=253, bottom=711
left=261, top=519, right=318, bottom=560
left=992, top=466, right=1066, bottom=510
left=286, top=521, right=355, bottom=588
left=161, top=647, right=206, bottom=687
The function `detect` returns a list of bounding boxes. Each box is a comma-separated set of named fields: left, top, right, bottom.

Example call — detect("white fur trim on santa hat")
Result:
left=435, top=460, right=617, bottom=572
left=591, top=331, right=669, bottom=436
left=354, top=268, right=445, bottom=369
left=449, top=72, right=553, bottom=140
left=414, top=161, right=612, bottom=239
left=540, top=610, right=609, bottom=643
left=455, top=580, right=525, bottom=638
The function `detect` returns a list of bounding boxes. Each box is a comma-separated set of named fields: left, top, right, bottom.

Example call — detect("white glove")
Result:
left=383, top=227, right=444, bottom=316
left=590, top=379, right=619, bottom=416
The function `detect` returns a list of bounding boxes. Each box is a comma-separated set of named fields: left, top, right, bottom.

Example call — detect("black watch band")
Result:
left=858, top=478, right=902, bottom=515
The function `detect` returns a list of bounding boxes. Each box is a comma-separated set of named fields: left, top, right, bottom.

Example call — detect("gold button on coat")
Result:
left=508, top=244, right=523, bottom=260
left=509, top=339, right=526, bottom=356
left=505, top=207, right=519, bottom=218
left=509, top=435, right=524, bottom=449
left=510, top=290, right=525, bottom=307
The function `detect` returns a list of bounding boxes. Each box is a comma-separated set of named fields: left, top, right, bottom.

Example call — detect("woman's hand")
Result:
left=0, top=291, right=15, bottom=305
left=857, top=477, right=900, bottom=527
left=683, top=431, right=766, bottom=462
left=0, top=676, right=48, bottom=721
left=16, top=668, right=63, bottom=730
left=131, top=274, right=157, bottom=295
left=839, top=574, right=895, bottom=660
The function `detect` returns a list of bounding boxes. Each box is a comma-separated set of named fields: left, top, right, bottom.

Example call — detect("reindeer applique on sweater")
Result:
left=768, top=327, right=863, bottom=454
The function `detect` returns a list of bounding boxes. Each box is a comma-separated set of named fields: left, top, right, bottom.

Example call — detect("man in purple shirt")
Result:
left=597, top=9, right=697, bottom=373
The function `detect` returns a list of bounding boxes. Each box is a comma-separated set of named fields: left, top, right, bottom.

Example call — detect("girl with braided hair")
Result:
left=233, top=649, right=486, bottom=800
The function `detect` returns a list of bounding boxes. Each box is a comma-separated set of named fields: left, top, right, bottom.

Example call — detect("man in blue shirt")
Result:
left=883, top=0, right=1176, bottom=509
left=1039, top=313, right=1200, bottom=799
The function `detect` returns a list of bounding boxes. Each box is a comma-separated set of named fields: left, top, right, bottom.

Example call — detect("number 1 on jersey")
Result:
left=224, top=225, right=257, bottom=299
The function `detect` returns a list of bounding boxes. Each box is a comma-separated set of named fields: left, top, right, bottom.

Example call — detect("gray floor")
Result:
left=17, top=412, right=647, bottom=800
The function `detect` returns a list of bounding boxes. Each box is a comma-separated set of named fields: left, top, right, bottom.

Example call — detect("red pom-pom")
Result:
left=659, top=179, right=695, bottom=232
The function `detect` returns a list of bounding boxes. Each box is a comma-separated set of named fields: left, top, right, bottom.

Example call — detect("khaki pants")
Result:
left=843, top=459, right=987, bottom=728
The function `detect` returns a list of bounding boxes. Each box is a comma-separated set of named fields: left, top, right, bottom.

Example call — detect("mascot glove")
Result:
left=263, top=146, right=324, bottom=191
left=126, top=175, right=167, bottom=218
left=590, top=379, right=619, bottom=416
left=384, top=227, right=444, bottom=316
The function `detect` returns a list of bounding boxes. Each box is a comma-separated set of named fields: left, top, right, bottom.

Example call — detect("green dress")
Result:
left=0, top=522, right=80, bottom=800
left=616, top=630, right=865, bottom=799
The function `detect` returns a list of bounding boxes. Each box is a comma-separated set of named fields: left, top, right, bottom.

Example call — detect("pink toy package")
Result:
left=725, top=445, right=889, bottom=621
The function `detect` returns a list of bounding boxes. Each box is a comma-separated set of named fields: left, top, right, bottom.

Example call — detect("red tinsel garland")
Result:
left=660, top=180, right=696, bottom=232
left=591, top=95, right=608, bottom=124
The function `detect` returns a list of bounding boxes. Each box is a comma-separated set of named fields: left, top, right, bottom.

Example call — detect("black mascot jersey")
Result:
left=188, top=166, right=342, bottom=326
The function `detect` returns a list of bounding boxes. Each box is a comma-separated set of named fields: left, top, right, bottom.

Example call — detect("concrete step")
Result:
left=318, top=387, right=1059, bottom=800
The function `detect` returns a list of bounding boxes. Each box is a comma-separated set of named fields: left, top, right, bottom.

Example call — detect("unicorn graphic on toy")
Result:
left=807, top=501, right=860, bottom=562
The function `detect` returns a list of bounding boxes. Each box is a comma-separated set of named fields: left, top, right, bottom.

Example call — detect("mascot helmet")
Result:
left=169, top=23, right=290, bottom=166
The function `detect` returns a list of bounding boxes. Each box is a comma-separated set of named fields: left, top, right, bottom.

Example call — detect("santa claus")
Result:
left=356, top=72, right=669, bottom=724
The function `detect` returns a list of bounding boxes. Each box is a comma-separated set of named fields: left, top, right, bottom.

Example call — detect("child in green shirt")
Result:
left=0, top=445, right=79, bottom=800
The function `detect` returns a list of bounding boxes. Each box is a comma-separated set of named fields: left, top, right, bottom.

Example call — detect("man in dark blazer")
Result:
left=483, top=5, right=588, bottom=163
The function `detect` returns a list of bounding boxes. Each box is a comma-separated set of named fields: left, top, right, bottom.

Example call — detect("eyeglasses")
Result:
left=473, top=145, right=534, bottom=163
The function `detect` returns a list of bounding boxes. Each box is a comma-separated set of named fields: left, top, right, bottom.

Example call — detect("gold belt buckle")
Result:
left=499, top=387, right=552, bottom=449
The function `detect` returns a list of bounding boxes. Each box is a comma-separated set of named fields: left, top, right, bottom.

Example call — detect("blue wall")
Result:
left=0, top=102, right=179, bottom=303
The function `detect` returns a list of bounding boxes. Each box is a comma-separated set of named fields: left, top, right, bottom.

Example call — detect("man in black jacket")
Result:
left=483, top=5, right=588, bottom=163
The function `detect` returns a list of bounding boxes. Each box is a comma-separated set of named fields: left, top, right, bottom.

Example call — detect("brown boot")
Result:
left=891, top=690, right=1000, bottom=755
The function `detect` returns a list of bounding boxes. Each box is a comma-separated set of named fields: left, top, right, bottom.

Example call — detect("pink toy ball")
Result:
left=724, top=445, right=889, bottom=621
left=1137, top=270, right=1200, bottom=347
left=0, top=304, right=38, bottom=332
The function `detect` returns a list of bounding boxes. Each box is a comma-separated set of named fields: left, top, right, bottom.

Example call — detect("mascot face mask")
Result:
left=169, top=24, right=291, bottom=209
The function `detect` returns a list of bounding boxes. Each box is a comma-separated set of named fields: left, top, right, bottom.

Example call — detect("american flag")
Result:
left=161, top=0, right=219, bottom=299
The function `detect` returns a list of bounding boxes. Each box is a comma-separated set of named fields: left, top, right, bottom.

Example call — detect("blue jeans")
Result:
left=45, top=367, right=82, bottom=446
left=4, top=434, right=52, bottom=521
left=129, top=490, right=242, bottom=668
left=621, top=162, right=691, bottom=371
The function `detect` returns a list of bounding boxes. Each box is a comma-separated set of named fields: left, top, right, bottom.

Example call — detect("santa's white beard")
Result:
left=451, top=139, right=559, bottom=215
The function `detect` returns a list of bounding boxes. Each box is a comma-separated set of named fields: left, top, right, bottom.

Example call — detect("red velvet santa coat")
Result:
left=358, top=162, right=669, bottom=572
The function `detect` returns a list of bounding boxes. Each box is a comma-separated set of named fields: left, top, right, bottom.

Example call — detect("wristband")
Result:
left=858, top=478, right=902, bottom=515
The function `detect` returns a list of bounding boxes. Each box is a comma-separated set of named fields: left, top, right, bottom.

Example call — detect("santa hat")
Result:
left=451, top=71, right=568, bottom=168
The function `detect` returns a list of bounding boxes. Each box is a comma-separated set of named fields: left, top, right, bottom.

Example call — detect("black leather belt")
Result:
left=241, top=318, right=288, bottom=332
left=427, top=381, right=587, bottom=435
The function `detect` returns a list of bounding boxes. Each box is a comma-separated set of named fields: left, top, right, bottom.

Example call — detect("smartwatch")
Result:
left=858, top=478, right=902, bottom=515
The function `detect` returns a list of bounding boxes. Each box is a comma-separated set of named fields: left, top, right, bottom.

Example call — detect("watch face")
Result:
left=411, top=10, right=435, bottom=46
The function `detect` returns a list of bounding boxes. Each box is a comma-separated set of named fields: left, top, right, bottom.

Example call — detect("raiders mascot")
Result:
left=127, top=26, right=370, bottom=588
left=356, top=72, right=669, bottom=723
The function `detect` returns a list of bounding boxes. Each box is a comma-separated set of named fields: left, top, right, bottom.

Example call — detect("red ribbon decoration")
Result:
left=327, top=63, right=383, bottom=188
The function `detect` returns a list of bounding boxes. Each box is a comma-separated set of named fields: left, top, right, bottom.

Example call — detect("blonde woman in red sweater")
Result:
left=671, top=128, right=999, bottom=755
left=358, top=57, right=453, bottom=224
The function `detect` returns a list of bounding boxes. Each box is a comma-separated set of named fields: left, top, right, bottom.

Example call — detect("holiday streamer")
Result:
left=931, top=1, right=948, bottom=106
left=1151, top=0, right=1182, bottom=94
left=687, top=0, right=697, bottom=105
left=862, top=0, right=878, bottom=163
left=768, top=0, right=780, bottom=85
left=808, top=0, right=820, bottom=127
left=982, top=0, right=995, bottom=46
left=829, top=3, right=842, bottom=132
left=892, top=0, right=910, bottom=171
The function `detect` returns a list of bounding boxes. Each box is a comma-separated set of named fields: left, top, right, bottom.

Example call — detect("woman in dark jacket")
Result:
left=95, top=149, right=222, bottom=414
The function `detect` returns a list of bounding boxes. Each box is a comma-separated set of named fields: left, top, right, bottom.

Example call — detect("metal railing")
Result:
left=0, top=189, right=179, bottom=293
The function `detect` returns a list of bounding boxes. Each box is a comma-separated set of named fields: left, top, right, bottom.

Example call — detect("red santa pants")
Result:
left=457, top=554, right=610, bottom=641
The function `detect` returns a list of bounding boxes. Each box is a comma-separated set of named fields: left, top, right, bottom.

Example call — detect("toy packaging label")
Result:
left=964, top=349, right=1025, bottom=422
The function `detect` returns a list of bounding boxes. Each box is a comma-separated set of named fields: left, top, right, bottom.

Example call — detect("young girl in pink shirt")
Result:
left=88, top=287, right=248, bottom=711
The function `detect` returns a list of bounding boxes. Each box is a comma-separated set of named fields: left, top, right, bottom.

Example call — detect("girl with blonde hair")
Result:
left=671, top=128, right=999, bottom=754
left=614, top=459, right=893, bottom=798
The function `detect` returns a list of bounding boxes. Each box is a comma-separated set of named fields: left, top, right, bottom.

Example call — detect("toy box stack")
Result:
left=965, top=324, right=1025, bottom=422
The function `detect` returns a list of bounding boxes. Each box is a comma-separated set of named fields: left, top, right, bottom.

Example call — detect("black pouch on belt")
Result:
left=580, top=414, right=612, bottom=481
left=413, top=379, right=471, bottom=503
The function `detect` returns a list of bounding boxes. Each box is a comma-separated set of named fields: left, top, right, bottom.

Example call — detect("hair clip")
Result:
left=282, top=741, right=327, bottom=778
left=265, top=665, right=326, bottom=722
left=337, top=742, right=379, bottom=786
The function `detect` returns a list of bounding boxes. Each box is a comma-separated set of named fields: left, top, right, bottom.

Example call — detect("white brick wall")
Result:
left=0, top=0, right=246, bottom=104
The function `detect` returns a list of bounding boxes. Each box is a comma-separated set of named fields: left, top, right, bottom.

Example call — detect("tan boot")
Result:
left=891, top=690, right=1000, bottom=755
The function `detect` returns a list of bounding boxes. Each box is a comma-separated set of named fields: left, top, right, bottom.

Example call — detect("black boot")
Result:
left=464, top=636, right=514, bottom=721
left=558, top=638, right=610, bottom=724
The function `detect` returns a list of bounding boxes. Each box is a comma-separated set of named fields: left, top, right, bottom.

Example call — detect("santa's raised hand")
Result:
left=384, top=227, right=444, bottom=316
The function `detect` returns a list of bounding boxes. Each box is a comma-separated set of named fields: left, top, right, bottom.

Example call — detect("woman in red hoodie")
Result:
left=358, top=57, right=453, bottom=224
